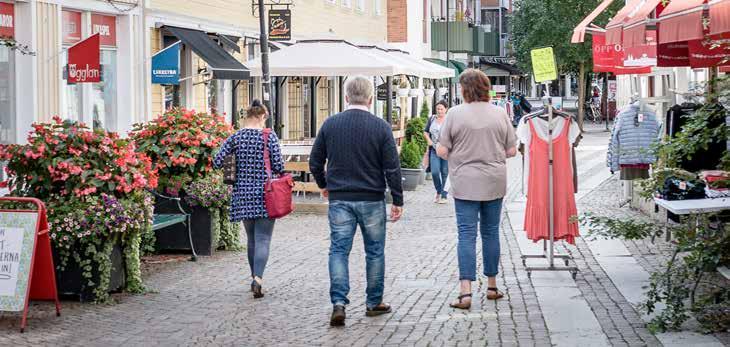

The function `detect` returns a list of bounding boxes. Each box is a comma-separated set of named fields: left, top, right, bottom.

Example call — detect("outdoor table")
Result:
left=654, top=197, right=730, bottom=241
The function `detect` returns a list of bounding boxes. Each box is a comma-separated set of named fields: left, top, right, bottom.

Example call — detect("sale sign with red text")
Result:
left=0, top=3, right=13, bottom=38
left=67, top=34, right=101, bottom=83
left=91, top=14, right=116, bottom=47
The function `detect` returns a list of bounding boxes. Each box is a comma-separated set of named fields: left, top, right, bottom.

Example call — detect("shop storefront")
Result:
left=0, top=2, right=15, bottom=145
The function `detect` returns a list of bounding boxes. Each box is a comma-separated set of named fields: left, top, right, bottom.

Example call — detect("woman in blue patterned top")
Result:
left=214, top=100, right=284, bottom=299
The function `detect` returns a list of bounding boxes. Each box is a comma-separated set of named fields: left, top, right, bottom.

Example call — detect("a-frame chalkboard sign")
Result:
left=0, top=197, right=60, bottom=332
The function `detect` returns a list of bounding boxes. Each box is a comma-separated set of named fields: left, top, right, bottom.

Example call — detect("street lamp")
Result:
left=257, top=0, right=274, bottom=130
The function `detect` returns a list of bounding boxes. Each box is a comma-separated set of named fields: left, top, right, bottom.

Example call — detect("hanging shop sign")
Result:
left=0, top=198, right=60, bottom=333
left=622, top=30, right=657, bottom=67
left=591, top=32, right=652, bottom=75
left=0, top=3, right=13, bottom=38
left=62, top=10, right=82, bottom=44
left=268, top=9, right=292, bottom=41
left=67, top=33, right=101, bottom=84
left=151, top=41, right=181, bottom=85
left=91, top=14, right=117, bottom=47
left=530, top=47, right=557, bottom=83
left=657, top=42, right=691, bottom=67
left=376, top=83, right=396, bottom=100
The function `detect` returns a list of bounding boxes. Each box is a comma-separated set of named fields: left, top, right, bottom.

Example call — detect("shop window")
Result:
left=61, top=52, right=83, bottom=121
left=342, top=0, right=352, bottom=8
left=0, top=45, right=15, bottom=144
left=357, top=0, right=365, bottom=12
left=374, top=0, right=382, bottom=14
left=91, top=50, right=117, bottom=131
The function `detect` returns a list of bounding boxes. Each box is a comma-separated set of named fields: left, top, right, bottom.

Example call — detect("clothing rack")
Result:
left=521, top=91, right=579, bottom=280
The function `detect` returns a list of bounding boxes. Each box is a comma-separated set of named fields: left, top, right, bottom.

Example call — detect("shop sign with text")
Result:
left=91, top=14, right=117, bottom=47
left=67, top=34, right=101, bottom=83
left=0, top=3, right=14, bottom=38
left=151, top=42, right=181, bottom=84
left=269, top=9, right=291, bottom=41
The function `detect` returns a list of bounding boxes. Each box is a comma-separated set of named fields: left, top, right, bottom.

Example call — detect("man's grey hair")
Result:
left=345, top=76, right=373, bottom=106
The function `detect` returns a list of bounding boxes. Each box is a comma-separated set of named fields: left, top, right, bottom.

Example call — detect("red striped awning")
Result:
left=710, top=0, right=730, bottom=36
left=606, top=0, right=644, bottom=45
left=623, top=0, right=665, bottom=47
left=658, top=0, right=706, bottom=44
left=572, top=0, right=616, bottom=43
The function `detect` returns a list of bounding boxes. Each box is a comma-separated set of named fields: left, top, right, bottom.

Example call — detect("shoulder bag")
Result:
left=262, top=129, right=295, bottom=218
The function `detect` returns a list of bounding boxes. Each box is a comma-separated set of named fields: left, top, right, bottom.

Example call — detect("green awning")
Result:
left=424, top=58, right=466, bottom=82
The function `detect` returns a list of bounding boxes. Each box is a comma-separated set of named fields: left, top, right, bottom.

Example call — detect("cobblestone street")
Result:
left=0, top=128, right=726, bottom=346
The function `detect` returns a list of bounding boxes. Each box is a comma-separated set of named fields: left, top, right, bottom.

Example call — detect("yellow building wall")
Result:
left=35, top=2, right=61, bottom=122
left=150, top=28, right=164, bottom=117
left=148, top=0, right=387, bottom=42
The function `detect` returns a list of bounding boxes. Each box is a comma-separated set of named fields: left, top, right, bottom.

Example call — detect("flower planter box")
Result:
left=402, top=168, right=423, bottom=191
left=397, top=88, right=410, bottom=97
left=153, top=200, right=214, bottom=256
left=424, top=89, right=435, bottom=97
left=408, top=89, right=421, bottom=97
left=53, top=242, right=125, bottom=302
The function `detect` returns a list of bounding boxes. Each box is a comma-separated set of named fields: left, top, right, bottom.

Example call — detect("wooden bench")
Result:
left=149, top=190, right=196, bottom=261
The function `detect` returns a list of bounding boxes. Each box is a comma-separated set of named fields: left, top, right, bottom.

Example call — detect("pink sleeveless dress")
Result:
left=523, top=118, right=580, bottom=245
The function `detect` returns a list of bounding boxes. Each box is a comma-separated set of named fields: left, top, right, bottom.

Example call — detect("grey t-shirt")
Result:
left=438, top=102, right=517, bottom=201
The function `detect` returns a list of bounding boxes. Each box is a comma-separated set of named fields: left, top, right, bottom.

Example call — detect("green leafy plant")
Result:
left=184, top=172, right=242, bottom=251
left=400, top=140, right=422, bottom=169
left=405, top=117, right=428, bottom=157
left=580, top=213, right=730, bottom=333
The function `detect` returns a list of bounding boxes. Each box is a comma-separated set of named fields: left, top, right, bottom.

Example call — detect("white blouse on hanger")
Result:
left=516, top=117, right=581, bottom=185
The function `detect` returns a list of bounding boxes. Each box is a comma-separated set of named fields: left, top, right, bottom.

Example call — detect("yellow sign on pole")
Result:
left=531, top=47, right=558, bottom=83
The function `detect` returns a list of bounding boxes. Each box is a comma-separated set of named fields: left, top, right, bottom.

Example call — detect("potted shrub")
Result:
left=0, top=117, right=157, bottom=302
left=131, top=108, right=234, bottom=256
left=397, top=77, right=410, bottom=97
left=400, top=140, right=423, bottom=191
left=404, top=116, right=429, bottom=184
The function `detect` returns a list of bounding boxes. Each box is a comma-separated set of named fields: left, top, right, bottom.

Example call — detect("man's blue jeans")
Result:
left=328, top=200, right=386, bottom=309
left=430, top=149, right=449, bottom=198
left=454, top=198, right=503, bottom=280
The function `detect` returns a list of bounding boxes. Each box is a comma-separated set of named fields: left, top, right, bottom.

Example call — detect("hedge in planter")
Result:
left=0, top=117, right=158, bottom=302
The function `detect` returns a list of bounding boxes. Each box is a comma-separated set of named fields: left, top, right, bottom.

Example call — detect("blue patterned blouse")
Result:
left=213, top=128, right=284, bottom=221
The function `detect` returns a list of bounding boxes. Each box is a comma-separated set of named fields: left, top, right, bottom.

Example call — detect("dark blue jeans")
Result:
left=243, top=218, right=275, bottom=278
left=430, top=149, right=449, bottom=198
left=328, top=200, right=386, bottom=309
left=454, top=198, right=503, bottom=280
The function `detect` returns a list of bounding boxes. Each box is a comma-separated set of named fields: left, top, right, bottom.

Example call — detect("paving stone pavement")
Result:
left=0, top=183, right=554, bottom=346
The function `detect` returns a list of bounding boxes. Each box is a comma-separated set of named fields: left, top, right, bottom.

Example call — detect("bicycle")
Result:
left=584, top=100, right=602, bottom=124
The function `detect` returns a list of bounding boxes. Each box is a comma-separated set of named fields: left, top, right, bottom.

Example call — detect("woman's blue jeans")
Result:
left=454, top=198, right=503, bottom=280
left=243, top=218, right=275, bottom=278
left=430, top=149, right=449, bottom=198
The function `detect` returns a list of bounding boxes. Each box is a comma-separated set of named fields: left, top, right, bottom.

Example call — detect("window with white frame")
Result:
left=61, top=10, right=118, bottom=131
left=342, top=0, right=352, bottom=8
left=374, top=0, right=382, bottom=15
left=357, top=0, right=365, bottom=11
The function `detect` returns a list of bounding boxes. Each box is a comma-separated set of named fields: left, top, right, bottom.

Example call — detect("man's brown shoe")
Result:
left=330, top=305, right=346, bottom=326
left=365, top=303, right=392, bottom=317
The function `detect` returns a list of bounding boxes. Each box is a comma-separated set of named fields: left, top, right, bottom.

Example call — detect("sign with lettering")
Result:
left=268, top=9, right=291, bottom=41
left=62, top=10, right=82, bottom=44
left=0, top=3, right=14, bottom=39
left=91, top=14, right=117, bottom=47
left=151, top=41, right=181, bottom=84
left=530, top=47, right=557, bottom=83
left=67, top=33, right=101, bottom=83
left=0, top=212, right=38, bottom=311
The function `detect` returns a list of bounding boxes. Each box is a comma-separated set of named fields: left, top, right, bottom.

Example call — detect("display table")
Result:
left=654, top=197, right=730, bottom=240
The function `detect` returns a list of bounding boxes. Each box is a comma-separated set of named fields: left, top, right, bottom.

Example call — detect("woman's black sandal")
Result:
left=252, top=280, right=264, bottom=299
left=487, top=287, right=504, bottom=300
left=450, top=293, right=472, bottom=309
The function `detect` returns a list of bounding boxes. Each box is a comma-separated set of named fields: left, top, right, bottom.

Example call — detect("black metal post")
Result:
left=232, top=80, right=239, bottom=129
left=446, top=0, right=452, bottom=107
left=386, top=76, right=393, bottom=124
left=257, top=0, right=273, bottom=128
left=310, top=77, right=317, bottom=137
left=338, top=76, right=345, bottom=112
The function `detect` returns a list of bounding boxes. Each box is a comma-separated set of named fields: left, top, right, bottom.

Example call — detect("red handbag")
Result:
left=262, top=129, right=295, bottom=219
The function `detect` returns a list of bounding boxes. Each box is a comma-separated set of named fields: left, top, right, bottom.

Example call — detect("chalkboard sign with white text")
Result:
left=0, top=212, right=39, bottom=312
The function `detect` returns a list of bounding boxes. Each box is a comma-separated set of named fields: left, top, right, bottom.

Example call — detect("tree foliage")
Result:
left=510, top=0, right=621, bottom=75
